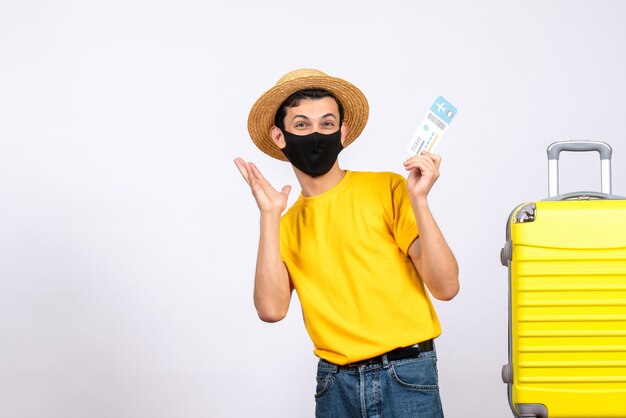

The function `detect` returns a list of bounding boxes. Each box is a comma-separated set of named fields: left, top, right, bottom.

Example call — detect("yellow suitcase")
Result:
left=501, top=141, right=626, bottom=418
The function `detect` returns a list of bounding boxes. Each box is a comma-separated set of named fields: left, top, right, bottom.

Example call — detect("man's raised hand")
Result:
left=234, top=158, right=291, bottom=216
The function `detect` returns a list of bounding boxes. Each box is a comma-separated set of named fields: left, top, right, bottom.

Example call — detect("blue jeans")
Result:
left=315, top=349, right=443, bottom=418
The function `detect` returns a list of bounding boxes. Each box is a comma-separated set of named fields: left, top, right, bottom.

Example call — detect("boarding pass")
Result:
left=406, top=96, right=457, bottom=155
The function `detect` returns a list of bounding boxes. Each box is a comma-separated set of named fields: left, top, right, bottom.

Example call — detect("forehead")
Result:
left=285, top=97, right=340, bottom=118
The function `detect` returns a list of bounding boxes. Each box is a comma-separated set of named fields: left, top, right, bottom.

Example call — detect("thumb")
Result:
left=280, top=185, right=292, bottom=196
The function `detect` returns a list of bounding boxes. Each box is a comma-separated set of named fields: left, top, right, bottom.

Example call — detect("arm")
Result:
left=234, top=157, right=294, bottom=322
left=403, top=153, right=459, bottom=301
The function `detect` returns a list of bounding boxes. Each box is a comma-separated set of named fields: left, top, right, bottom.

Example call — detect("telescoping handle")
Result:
left=547, top=141, right=613, bottom=198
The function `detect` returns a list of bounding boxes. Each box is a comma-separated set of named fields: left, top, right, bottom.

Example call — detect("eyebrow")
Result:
left=291, top=113, right=337, bottom=121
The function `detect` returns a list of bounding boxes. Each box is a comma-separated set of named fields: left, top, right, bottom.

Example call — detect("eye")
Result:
left=295, top=122, right=308, bottom=128
left=323, top=120, right=336, bottom=128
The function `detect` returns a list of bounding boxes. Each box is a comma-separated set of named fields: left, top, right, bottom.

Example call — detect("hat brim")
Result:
left=247, top=73, right=369, bottom=161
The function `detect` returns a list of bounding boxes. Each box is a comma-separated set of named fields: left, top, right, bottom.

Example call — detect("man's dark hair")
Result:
left=274, top=89, right=344, bottom=131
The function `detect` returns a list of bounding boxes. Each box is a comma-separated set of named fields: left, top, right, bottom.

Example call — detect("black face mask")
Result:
left=281, top=130, right=343, bottom=177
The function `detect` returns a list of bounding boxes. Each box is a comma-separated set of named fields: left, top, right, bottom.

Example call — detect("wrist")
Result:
left=409, top=194, right=429, bottom=207
left=260, top=211, right=282, bottom=221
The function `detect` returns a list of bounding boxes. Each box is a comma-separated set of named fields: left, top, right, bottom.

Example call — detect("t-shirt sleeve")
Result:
left=391, top=176, right=419, bottom=255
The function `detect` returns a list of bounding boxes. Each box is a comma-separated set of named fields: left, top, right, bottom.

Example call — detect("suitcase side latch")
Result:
left=513, top=203, right=536, bottom=223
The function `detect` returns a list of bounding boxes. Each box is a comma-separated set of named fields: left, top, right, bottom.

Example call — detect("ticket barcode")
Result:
left=427, top=112, right=447, bottom=131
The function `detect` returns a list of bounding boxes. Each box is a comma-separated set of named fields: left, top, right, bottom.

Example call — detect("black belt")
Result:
left=343, top=339, right=434, bottom=368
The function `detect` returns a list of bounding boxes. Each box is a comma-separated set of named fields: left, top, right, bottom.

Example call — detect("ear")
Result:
left=340, top=122, right=348, bottom=146
left=270, top=126, right=286, bottom=149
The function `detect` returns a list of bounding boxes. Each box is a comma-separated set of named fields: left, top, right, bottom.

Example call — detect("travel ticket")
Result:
left=407, top=96, right=457, bottom=155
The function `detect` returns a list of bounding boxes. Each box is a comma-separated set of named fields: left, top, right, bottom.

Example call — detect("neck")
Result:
left=294, top=161, right=346, bottom=197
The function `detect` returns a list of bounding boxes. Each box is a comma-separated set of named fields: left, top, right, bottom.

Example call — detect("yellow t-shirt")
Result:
left=280, top=170, right=441, bottom=365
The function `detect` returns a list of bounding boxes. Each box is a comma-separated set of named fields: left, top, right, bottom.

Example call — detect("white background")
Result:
left=1, top=1, right=626, bottom=417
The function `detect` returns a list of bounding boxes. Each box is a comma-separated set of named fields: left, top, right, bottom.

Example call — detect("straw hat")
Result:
left=247, top=69, right=369, bottom=161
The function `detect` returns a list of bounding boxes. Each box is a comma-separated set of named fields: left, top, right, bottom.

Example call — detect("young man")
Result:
left=235, top=69, right=459, bottom=417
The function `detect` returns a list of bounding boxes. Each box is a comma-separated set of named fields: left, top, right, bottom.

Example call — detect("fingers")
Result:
left=248, top=162, right=267, bottom=183
left=234, top=158, right=270, bottom=189
left=235, top=158, right=279, bottom=196
left=234, top=157, right=251, bottom=185
left=235, top=158, right=292, bottom=215
left=403, top=152, right=441, bottom=165
left=403, top=152, right=441, bottom=172
left=424, top=152, right=442, bottom=169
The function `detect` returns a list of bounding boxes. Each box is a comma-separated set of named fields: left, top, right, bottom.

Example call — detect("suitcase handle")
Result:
left=546, top=141, right=612, bottom=197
